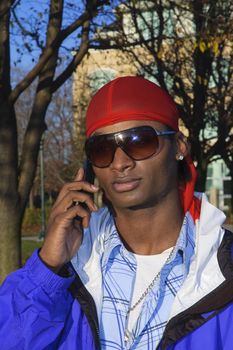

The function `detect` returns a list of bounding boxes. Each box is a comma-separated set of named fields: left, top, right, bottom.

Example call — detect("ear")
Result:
left=175, top=132, right=189, bottom=160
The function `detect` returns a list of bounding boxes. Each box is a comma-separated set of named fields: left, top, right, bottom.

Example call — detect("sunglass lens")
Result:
left=86, top=137, right=115, bottom=167
left=124, top=129, right=159, bottom=160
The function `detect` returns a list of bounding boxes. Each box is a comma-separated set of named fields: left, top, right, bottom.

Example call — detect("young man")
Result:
left=0, top=76, right=233, bottom=350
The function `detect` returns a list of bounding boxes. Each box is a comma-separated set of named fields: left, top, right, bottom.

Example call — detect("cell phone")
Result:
left=83, top=159, right=95, bottom=185
left=74, top=160, right=95, bottom=223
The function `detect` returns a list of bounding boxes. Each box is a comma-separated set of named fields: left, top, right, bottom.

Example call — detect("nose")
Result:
left=109, top=147, right=135, bottom=172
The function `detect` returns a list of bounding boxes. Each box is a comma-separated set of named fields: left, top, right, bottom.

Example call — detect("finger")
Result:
left=52, top=167, right=84, bottom=207
left=59, top=202, right=92, bottom=229
left=53, top=181, right=99, bottom=209
left=64, top=181, right=99, bottom=192
left=62, top=191, right=98, bottom=212
left=53, top=181, right=99, bottom=208
left=50, top=191, right=97, bottom=223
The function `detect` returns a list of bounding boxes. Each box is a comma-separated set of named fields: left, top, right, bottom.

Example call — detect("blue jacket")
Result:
left=1, top=229, right=233, bottom=349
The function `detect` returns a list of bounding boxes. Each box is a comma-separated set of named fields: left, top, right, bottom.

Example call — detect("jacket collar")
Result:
left=71, top=193, right=227, bottom=321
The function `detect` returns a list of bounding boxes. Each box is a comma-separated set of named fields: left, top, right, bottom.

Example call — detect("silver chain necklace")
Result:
left=124, top=246, right=176, bottom=345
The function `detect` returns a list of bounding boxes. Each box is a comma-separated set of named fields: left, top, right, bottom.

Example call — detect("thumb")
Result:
left=74, top=168, right=85, bottom=182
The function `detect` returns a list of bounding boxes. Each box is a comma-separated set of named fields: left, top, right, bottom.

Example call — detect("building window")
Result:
left=89, top=69, right=116, bottom=95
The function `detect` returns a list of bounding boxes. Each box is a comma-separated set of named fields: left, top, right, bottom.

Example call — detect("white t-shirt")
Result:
left=127, top=247, right=174, bottom=332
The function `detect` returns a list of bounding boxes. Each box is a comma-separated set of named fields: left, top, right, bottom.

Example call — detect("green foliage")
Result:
left=22, top=206, right=52, bottom=236
left=21, top=239, right=42, bottom=265
left=225, top=212, right=233, bottom=224
left=23, top=208, right=41, bottom=226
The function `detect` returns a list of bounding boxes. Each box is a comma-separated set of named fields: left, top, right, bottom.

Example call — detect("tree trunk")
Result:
left=0, top=101, right=21, bottom=283
left=195, top=166, right=207, bottom=193
left=0, top=1, right=21, bottom=282
left=228, top=167, right=233, bottom=216
left=195, top=157, right=208, bottom=193
left=0, top=205, right=21, bottom=283
left=231, top=180, right=233, bottom=217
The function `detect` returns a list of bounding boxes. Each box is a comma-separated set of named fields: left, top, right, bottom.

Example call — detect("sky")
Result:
left=11, top=0, right=117, bottom=75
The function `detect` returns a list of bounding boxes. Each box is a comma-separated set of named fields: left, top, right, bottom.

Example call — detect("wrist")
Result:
left=39, top=249, right=63, bottom=274
left=24, top=250, right=75, bottom=294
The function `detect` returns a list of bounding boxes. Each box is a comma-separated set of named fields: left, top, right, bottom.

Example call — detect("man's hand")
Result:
left=39, top=168, right=99, bottom=273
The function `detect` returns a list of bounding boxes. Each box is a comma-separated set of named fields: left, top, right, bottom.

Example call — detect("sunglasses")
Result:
left=85, top=126, right=176, bottom=168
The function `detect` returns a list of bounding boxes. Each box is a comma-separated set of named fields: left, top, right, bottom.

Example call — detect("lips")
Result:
left=112, top=177, right=141, bottom=192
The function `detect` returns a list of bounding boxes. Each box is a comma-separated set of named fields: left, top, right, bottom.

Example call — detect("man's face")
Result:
left=92, top=120, right=181, bottom=211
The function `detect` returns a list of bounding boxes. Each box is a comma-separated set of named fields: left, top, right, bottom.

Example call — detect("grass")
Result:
left=21, top=239, right=43, bottom=265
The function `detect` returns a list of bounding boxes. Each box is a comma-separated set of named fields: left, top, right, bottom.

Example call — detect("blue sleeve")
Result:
left=0, top=250, right=75, bottom=349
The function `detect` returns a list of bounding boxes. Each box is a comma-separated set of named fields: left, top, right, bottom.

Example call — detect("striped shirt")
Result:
left=99, top=212, right=196, bottom=349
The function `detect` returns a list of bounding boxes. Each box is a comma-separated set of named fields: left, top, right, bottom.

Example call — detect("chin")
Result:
left=107, top=189, right=170, bottom=211
left=107, top=193, right=150, bottom=211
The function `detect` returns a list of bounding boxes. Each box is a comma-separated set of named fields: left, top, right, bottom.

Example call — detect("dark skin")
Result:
left=93, top=120, right=188, bottom=255
left=40, top=120, right=188, bottom=272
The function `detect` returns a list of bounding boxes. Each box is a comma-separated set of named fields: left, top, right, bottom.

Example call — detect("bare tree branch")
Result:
left=11, top=6, right=43, bottom=50
left=9, top=11, right=91, bottom=104
left=51, top=19, right=90, bottom=92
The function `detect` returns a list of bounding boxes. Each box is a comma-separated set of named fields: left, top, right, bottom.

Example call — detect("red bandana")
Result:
left=86, top=76, right=179, bottom=136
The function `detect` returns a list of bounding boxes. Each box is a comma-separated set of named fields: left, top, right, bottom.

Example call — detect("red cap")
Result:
left=86, top=76, right=179, bottom=137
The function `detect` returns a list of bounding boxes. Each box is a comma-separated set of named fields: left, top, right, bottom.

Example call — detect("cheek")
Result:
left=157, top=155, right=178, bottom=184
left=144, top=149, right=178, bottom=185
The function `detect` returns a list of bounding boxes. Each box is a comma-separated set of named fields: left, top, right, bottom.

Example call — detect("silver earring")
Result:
left=178, top=154, right=184, bottom=160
